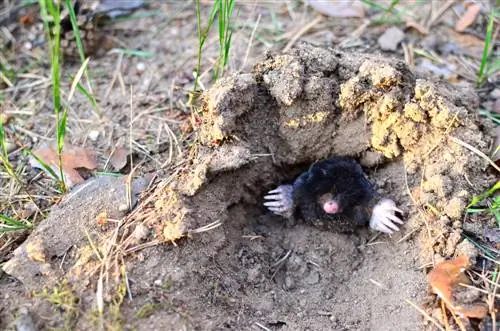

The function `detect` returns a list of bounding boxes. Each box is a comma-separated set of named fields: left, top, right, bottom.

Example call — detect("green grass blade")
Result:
left=0, top=214, right=33, bottom=232
left=467, top=181, right=500, bottom=208
left=25, top=149, right=60, bottom=183
left=112, top=49, right=155, bottom=58
left=477, top=10, right=495, bottom=86
left=57, top=110, right=67, bottom=155
left=64, top=0, right=86, bottom=62
left=76, top=82, right=98, bottom=110
left=0, top=121, right=7, bottom=161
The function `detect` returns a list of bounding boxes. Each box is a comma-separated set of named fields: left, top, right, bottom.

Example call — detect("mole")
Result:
left=264, top=156, right=403, bottom=234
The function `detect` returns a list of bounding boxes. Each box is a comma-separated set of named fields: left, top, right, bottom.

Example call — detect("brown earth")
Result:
left=2, top=42, right=496, bottom=330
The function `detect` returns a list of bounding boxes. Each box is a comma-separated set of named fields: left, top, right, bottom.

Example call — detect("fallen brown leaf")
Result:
left=455, top=3, right=481, bottom=32
left=406, top=20, right=429, bottom=35
left=29, top=141, right=98, bottom=188
left=454, top=303, right=489, bottom=319
left=427, top=255, right=491, bottom=319
left=306, top=0, right=365, bottom=18
left=106, top=147, right=130, bottom=171
left=427, top=254, right=470, bottom=306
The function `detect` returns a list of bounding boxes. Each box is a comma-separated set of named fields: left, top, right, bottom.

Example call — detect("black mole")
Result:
left=264, top=156, right=403, bottom=233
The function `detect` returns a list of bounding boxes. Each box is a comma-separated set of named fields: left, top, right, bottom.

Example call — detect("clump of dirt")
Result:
left=2, top=43, right=495, bottom=330
left=122, top=43, right=493, bottom=329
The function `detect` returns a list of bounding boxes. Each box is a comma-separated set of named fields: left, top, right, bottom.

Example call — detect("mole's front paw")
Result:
left=263, top=185, right=294, bottom=217
left=370, top=198, right=404, bottom=234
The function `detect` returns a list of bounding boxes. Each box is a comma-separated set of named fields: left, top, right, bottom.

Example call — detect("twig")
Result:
left=241, top=13, right=261, bottom=71
left=450, top=136, right=500, bottom=172
left=405, top=299, right=445, bottom=331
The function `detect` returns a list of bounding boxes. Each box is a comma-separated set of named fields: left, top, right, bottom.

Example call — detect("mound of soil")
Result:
left=123, top=43, right=493, bottom=330
left=2, top=43, right=494, bottom=330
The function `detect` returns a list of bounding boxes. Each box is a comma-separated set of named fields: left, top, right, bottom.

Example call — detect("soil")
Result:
left=0, top=2, right=498, bottom=331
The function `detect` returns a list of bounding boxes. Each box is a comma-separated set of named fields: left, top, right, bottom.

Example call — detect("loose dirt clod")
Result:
left=121, top=43, right=493, bottom=329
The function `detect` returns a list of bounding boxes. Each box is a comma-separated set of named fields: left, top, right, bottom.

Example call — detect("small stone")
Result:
left=154, top=279, right=162, bottom=286
left=88, top=130, right=100, bottom=141
left=284, top=275, right=295, bottom=290
left=5, top=141, right=16, bottom=153
left=378, top=27, right=405, bottom=51
left=23, top=41, right=33, bottom=50
left=118, top=203, right=129, bottom=213
left=445, top=197, right=466, bottom=219
left=359, top=150, right=384, bottom=168
left=247, top=266, right=262, bottom=283
left=490, top=88, right=500, bottom=99
left=21, top=202, right=38, bottom=219
left=304, top=269, right=320, bottom=285
left=15, top=307, right=37, bottom=331
left=439, top=216, right=451, bottom=226
left=132, top=223, right=149, bottom=242
left=136, top=62, right=146, bottom=74
left=455, top=239, right=479, bottom=265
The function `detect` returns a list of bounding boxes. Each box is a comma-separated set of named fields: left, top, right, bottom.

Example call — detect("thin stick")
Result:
left=241, top=13, right=261, bottom=71
left=450, top=136, right=500, bottom=172
left=405, top=299, right=445, bottom=331
left=441, top=299, right=451, bottom=331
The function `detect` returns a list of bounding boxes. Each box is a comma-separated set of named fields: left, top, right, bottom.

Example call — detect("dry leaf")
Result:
left=307, top=0, right=365, bottom=18
left=106, top=147, right=130, bottom=171
left=427, top=254, right=470, bottom=306
left=449, top=29, right=485, bottom=59
left=405, top=20, right=429, bottom=35
left=427, top=255, right=489, bottom=319
left=455, top=3, right=481, bottom=32
left=454, top=303, right=489, bottom=319
left=29, top=141, right=98, bottom=188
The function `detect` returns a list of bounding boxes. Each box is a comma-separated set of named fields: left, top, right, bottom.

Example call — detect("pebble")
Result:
left=23, top=41, right=33, bottom=51
left=304, top=270, right=320, bottom=285
left=15, top=307, right=37, bottom=331
left=136, top=62, right=146, bottom=74
left=378, top=27, right=405, bottom=51
left=132, top=223, right=150, bottom=242
left=118, top=203, right=130, bottom=213
left=284, top=275, right=295, bottom=290
left=88, top=130, right=100, bottom=141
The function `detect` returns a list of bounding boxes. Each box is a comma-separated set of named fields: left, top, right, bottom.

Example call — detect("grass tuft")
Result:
left=192, top=0, right=236, bottom=99
left=477, top=9, right=497, bottom=87
left=38, top=0, right=67, bottom=192
left=467, top=181, right=500, bottom=227
left=0, top=214, right=33, bottom=233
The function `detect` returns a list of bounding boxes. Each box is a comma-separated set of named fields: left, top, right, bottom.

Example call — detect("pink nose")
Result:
left=323, top=201, right=339, bottom=214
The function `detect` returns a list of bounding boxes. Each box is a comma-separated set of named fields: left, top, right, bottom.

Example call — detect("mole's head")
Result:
left=318, top=192, right=343, bottom=214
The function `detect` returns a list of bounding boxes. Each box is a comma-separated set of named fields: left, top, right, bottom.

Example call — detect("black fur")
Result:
left=292, top=157, right=378, bottom=232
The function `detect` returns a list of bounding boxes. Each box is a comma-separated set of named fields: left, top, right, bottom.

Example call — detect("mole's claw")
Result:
left=381, top=218, right=400, bottom=232
left=268, top=188, right=283, bottom=194
left=370, top=198, right=404, bottom=234
left=264, top=194, right=281, bottom=200
left=391, top=206, right=404, bottom=214
left=375, top=223, right=394, bottom=234
left=264, top=201, right=284, bottom=207
left=263, top=184, right=294, bottom=217
left=387, top=214, right=404, bottom=224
